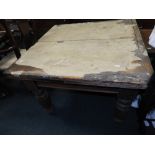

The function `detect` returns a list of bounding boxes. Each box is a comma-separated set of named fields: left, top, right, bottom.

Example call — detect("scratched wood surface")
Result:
left=5, top=20, right=154, bottom=89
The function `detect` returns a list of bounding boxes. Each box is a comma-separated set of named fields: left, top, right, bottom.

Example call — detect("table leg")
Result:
left=23, top=81, right=53, bottom=113
left=115, top=90, right=137, bottom=123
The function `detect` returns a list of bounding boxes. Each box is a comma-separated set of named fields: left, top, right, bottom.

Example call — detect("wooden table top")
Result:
left=5, top=20, right=154, bottom=89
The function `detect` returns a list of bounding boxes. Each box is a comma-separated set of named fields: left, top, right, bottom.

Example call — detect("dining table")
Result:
left=4, top=19, right=154, bottom=122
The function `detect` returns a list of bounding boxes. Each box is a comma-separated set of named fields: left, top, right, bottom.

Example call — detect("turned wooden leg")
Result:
left=23, top=81, right=53, bottom=113
left=114, top=90, right=137, bottom=123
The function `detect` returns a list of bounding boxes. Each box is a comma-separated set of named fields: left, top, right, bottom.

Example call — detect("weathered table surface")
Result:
left=5, top=20, right=154, bottom=89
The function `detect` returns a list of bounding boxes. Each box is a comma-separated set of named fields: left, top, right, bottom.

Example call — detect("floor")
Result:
left=0, top=80, right=141, bottom=135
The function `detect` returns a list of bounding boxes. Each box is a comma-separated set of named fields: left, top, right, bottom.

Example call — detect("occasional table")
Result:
left=4, top=20, right=154, bottom=122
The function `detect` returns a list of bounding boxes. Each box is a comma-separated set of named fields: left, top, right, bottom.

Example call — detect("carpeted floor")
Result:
left=0, top=80, right=141, bottom=135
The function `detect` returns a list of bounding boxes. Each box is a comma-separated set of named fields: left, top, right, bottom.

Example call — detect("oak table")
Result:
left=4, top=20, right=154, bottom=122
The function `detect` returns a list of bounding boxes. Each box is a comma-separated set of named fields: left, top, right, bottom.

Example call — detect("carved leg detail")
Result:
left=115, top=90, right=137, bottom=123
left=23, top=81, right=53, bottom=113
